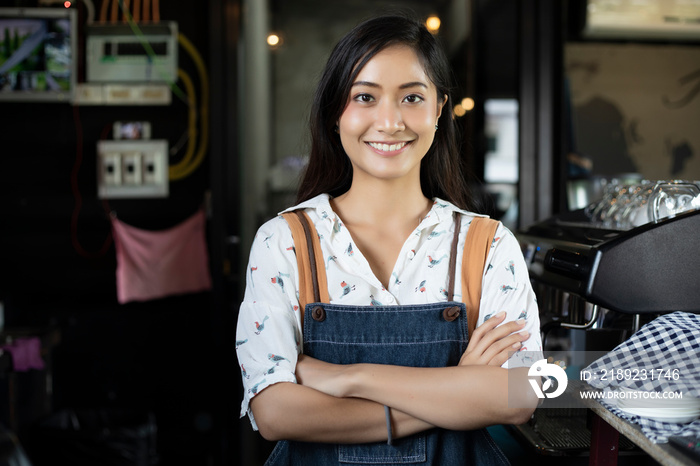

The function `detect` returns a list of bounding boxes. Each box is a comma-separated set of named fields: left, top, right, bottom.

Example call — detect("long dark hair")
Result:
left=297, top=14, right=482, bottom=212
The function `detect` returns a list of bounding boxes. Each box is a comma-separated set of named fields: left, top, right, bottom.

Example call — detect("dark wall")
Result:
left=0, top=2, right=234, bottom=465
left=474, top=0, right=519, bottom=100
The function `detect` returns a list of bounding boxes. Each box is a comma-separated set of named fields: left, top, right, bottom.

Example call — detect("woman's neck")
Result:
left=331, top=178, right=432, bottom=229
left=330, top=178, right=433, bottom=289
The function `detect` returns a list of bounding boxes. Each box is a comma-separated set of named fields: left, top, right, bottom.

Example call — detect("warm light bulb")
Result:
left=461, top=97, right=475, bottom=111
left=453, top=104, right=466, bottom=117
left=425, top=16, right=441, bottom=34
left=64, top=1, right=72, bottom=7
left=267, top=34, right=280, bottom=47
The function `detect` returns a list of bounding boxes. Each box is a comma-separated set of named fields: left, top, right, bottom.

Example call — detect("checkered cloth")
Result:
left=583, top=311, right=700, bottom=443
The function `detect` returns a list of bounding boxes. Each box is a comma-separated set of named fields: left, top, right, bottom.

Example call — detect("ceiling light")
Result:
left=267, top=34, right=281, bottom=47
left=426, top=16, right=441, bottom=34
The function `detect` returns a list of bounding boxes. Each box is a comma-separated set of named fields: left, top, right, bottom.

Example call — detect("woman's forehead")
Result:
left=352, top=45, right=432, bottom=87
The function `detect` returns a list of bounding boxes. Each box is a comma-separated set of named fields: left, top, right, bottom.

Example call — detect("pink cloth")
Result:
left=1, top=337, right=45, bottom=371
left=111, top=209, right=212, bottom=303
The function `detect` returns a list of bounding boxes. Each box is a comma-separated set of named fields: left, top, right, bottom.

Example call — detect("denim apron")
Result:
left=266, top=211, right=510, bottom=466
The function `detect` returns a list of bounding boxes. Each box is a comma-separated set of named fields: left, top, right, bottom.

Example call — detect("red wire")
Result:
left=71, top=104, right=113, bottom=259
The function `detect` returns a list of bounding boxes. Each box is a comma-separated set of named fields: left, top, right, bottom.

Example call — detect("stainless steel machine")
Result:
left=520, top=207, right=700, bottom=316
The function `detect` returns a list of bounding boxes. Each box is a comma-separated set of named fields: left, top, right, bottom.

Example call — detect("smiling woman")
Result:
left=236, top=13, right=543, bottom=466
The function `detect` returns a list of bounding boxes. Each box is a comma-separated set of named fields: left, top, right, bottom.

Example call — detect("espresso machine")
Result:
left=511, top=205, right=700, bottom=456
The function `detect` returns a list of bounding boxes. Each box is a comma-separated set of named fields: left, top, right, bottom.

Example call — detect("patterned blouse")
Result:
left=236, top=194, right=543, bottom=429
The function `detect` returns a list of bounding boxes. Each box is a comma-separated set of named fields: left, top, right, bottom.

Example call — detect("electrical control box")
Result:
left=86, top=22, right=178, bottom=83
left=0, top=7, right=78, bottom=103
left=97, top=140, right=169, bottom=199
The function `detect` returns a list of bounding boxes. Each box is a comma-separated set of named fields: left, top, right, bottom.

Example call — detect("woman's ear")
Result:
left=437, top=94, right=448, bottom=119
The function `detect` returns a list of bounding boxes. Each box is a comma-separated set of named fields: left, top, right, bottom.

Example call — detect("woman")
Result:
left=236, top=14, right=543, bottom=465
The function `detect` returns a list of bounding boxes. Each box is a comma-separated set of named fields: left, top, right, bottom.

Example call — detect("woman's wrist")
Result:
left=340, top=364, right=362, bottom=398
left=344, top=363, right=368, bottom=399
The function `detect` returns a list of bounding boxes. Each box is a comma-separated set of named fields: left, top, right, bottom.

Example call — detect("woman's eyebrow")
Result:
left=351, top=81, right=428, bottom=89
left=399, top=81, right=428, bottom=90
left=351, top=81, right=380, bottom=88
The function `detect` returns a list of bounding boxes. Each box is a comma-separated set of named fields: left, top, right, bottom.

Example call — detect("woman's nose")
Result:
left=376, top=101, right=405, bottom=133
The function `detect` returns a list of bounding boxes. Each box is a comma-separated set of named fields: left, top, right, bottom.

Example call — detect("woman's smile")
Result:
left=366, top=140, right=412, bottom=155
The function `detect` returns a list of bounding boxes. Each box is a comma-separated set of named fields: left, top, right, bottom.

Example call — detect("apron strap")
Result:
left=446, top=211, right=461, bottom=302
left=281, top=211, right=330, bottom=312
left=461, top=216, right=500, bottom=337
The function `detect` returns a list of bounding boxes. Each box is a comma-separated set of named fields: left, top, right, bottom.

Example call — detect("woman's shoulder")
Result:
left=278, top=193, right=336, bottom=229
left=431, top=199, right=515, bottom=247
left=249, top=214, right=292, bottom=256
left=279, top=193, right=332, bottom=215
left=254, top=194, right=332, bottom=237
left=431, top=197, right=490, bottom=225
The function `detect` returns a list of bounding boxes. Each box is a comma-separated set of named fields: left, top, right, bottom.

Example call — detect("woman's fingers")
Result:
left=460, top=314, right=528, bottom=366
left=465, top=311, right=506, bottom=352
left=482, top=330, right=530, bottom=366
left=468, top=317, right=525, bottom=355
left=470, top=311, right=506, bottom=340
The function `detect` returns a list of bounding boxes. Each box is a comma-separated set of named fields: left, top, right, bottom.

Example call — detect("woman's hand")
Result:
left=459, top=311, right=529, bottom=367
left=295, top=354, right=352, bottom=398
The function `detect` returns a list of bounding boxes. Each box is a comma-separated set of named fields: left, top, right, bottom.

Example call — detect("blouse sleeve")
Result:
left=478, top=222, right=543, bottom=369
left=235, top=215, right=303, bottom=430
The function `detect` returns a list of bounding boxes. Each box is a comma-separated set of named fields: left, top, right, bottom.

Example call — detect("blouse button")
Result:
left=311, top=306, right=326, bottom=322
left=407, top=250, right=415, bottom=259
left=442, top=306, right=461, bottom=322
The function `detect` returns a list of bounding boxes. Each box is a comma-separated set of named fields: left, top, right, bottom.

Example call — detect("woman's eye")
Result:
left=403, top=94, right=424, bottom=104
left=354, top=94, right=374, bottom=103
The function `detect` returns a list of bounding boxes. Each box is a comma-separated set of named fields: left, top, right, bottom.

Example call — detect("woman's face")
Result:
left=337, top=45, right=445, bottom=187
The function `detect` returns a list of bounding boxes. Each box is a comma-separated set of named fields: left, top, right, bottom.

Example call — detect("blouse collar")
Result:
left=280, top=193, right=486, bottom=232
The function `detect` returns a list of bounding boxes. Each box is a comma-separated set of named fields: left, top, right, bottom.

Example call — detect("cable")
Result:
left=117, top=1, right=187, bottom=102
left=169, top=68, right=198, bottom=177
left=110, top=0, right=118, bottom=23
left=99, top=0, right=108, bottom=22
left=169, top=127, right=192, bottom=156
left=82, top=0, right=96, bottom=25
left=121, top=0, right=130, bottom=23
left=133, top=0, right=140, bottom=22
left=169, top=32, right=210, bottom=180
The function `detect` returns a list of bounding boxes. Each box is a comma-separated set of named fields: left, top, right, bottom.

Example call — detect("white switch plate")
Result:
left=121, top=152, right=142, bottom=185
left=142, top=151, right=165, bottom=185
left=101, top=152, right=122, bottom=185
left=97, top=140, right=169, bottom=198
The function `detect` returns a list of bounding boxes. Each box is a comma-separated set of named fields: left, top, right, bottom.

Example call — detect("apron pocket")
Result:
left=338, top=435, right=426, bottom=464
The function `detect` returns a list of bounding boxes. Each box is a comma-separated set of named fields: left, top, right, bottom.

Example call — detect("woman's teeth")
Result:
left=368, top=141, right=407, bottom=152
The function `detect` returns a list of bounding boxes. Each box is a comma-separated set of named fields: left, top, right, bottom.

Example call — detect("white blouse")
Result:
left=236, top=194, right=543, bottom=429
